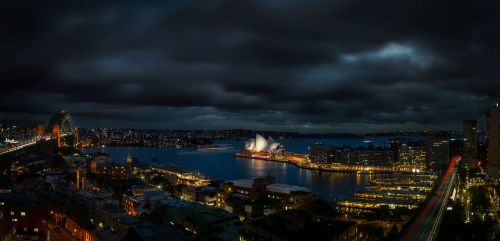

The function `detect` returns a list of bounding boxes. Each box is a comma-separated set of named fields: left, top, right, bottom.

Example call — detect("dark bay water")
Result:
left=84, top=137, right=390, bottom=199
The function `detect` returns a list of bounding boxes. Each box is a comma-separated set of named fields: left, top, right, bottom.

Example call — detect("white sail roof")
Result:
left=244, top=134, right=282, bottom=153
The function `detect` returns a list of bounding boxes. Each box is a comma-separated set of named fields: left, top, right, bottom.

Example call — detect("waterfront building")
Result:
left=397, top=143, right=427, bottom=172
left=217, top=176, right=314, bottom=218
left=337, top=197, right=420, bottom=213
left=335, top=148, right=395, bottom=167
left=308, top=142, right=334, bottom=163
left=352, top=189, right=427, bottom=202
left=426, top=136, right=449, bottom=170
left=487, top=103, right=500, bottom=178
left=338, top=173, right=436, bottom=214
left=149, top=165, right=210, bottom=187
left=364, top=183, right=433, bottom=193
left=463, top=120, right=478, bottom=170
left=369, top=174, right=436, bottom=186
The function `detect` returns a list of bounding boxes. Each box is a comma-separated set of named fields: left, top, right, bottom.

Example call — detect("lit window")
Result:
left=23, top=228, right=28, bottom=231
left=20, top=212, right=26, bottom=216
left=34, top=228, right=39, bottom=232
left=12, top=218, right=17, bottom=222
left=10, top=211, right=14, bottom=215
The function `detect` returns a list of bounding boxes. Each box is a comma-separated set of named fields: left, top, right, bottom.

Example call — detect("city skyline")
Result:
left=1, top=2, right=499, bottom=240
left=1, top=1, right=499, bottom=132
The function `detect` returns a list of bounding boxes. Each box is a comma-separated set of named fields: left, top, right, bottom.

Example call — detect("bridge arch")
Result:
left=47, top=111, right=76, bottom=135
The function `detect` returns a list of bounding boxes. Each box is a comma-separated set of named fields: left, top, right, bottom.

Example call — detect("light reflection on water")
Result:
left=83, top=138, right=389, bottom=199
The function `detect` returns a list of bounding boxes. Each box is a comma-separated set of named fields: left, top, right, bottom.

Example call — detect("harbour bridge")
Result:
left=0, top=111, right=79, bottom=156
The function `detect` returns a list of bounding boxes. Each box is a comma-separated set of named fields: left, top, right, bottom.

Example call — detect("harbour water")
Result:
left=84, top=137, right=390, bottom=199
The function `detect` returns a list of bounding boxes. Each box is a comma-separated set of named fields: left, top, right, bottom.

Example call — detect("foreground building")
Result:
left=161, top=202, right=241, bottom=241
left=426, top=136, right=449, bottom=170
left=216, top=176, right=314, bottom=218
left=463, top=120, right=478, bottom=170
left=487, top=103, right=500, bottom=179
left=0, top=191, right=48, bottom=241
left=243, top=209, right=367, bottom=241
left=121, top=224, right=192, bottom=241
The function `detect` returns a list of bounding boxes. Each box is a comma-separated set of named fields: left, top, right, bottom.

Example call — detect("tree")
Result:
left=386, top=225, right=399, bottom=241
left=470, top=186, right=491, bottom=216
left=360, top=225, right=384, bottom=241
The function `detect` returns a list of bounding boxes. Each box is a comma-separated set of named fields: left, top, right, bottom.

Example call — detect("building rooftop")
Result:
left=227, top=178, right=310, bottom=194
left=245, top=209, right=355, bottom=241
left=0, top=191, right=46, bottom=208
left=227, top=178, right=254, bottom=189
left=122, top=224, right=191, bottom=241
left=267, top=183, right=310, bottom=194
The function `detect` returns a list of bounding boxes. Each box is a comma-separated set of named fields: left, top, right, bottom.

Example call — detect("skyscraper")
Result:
left=463, top=120, right=477, bottom=169
left=487, top=103, right=500, bottom=178
left=426, top=136, right=449, bottom=170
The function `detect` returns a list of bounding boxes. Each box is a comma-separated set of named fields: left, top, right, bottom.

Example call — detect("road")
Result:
left=0, top=139, right=40, bottom=155
left=47, top=221, right=79, bottom=241
left=0, top=134, right=69, bottom=156
left=401, top=156, right=461, bottom=241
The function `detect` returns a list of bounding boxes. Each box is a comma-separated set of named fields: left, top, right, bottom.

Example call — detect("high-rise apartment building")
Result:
left=463, top=120, right=477, bottom=169
left=426, top=136, right=449, bottom=170
left=487, top=103, right=500, bottom=178
left=397, top=143, right=427, bottom=172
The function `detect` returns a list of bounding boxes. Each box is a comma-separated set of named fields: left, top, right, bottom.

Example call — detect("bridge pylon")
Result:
left=52, top=124, right=61, bottom=148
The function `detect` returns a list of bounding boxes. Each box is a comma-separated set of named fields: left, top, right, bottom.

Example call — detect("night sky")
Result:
left=1, top=1, right=499, bottom=132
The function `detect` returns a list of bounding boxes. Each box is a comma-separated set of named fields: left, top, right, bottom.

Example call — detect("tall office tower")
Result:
left=426, top=136, right=450, bottom=170
left=463, top=120, right=477, bottom=169
left=398, top=143, right=427, bottom=172
left=487, top=103, right=500, bottom=178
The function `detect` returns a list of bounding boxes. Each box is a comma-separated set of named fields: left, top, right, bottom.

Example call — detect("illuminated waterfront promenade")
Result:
left=236, top=149, right=415, bottom=174
left=144, top=165, right=211, bottom=187
left=236, top=134, right=430, bottom=174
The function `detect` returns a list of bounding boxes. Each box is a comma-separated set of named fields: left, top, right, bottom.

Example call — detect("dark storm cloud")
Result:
left=1, top=0, right=499, bottom=132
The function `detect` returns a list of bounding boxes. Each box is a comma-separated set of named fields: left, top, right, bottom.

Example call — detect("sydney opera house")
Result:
left=244, top=134, right=283, bottom=154
left=236, top=134, right=286, bottom=160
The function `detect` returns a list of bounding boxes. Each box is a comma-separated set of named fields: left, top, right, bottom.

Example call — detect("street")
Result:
left=401, top=156, right=461, bottom=241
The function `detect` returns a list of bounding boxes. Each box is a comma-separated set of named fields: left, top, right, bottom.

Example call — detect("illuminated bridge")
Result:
left=0, top=111, right=79, bottom=156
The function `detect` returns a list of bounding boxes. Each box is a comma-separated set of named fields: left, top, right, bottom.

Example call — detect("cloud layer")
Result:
left=1, top=0, right=499, bottom=132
